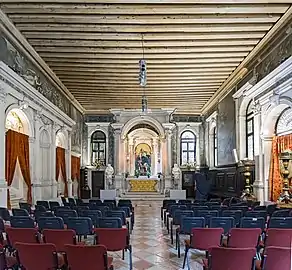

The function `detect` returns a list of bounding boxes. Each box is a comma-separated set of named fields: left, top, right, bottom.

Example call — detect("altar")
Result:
left=126, top=177, right=160, bottom=192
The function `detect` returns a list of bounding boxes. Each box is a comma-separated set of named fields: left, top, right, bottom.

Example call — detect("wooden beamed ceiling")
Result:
left=1, top=1, right=291, bottom=113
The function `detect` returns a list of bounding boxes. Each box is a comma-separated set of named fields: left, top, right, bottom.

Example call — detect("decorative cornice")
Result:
left=0, top=10, right=84, bottom=114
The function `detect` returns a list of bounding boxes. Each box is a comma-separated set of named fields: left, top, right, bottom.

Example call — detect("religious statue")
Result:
left=172, top=164, right=181, bottom=189
left=105, top=164, right=114, bottom=189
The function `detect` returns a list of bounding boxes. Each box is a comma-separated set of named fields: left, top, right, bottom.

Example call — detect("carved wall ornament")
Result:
left=269, top=93, right=280, bottom=106
left=252, top=100, right=261, bottom=115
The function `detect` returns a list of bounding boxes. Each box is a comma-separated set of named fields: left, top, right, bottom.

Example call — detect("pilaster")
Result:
left=0, top=84, right=7, bottom=207
left=51, top=123, right=59, bottom=198
left=67, top=131, right=72, bottom=197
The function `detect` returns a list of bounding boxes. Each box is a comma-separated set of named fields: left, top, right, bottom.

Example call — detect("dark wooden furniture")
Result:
left=207, top=164, right=255, bottom=199
left=91, top=170, right=105, bottom=198
left=80, top=168, right=90, bottom=199
left=182, top=171, right=196, bottom=198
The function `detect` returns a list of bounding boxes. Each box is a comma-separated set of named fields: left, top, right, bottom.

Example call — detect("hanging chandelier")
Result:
left=139, top=34, right=148, bottom=112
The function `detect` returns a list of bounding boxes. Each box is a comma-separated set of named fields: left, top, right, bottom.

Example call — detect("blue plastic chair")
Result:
left=229, top=206, right=249, bottom=215
left=268, top=217, right=292, bottom=228
left=245, top=211, right=267, bottom=221
left=34, top=205, right=47, bottom=212
left=0, top=208, right=11, bottom=221
left=209, top=217, right=235, bottom=234
left=48, top=201, right=60, bottom=211
left=167, top=205, right=187, bottom=232
left=81, top=210, right=102, bottom=227
left=271, top=209, right=291, bottom=217
left=36, top=201, right=50, bottom=210
left=56, top=210, right=78, bottom=224
left=222, top=210, right=243, bottom=226
left=176, top=217, right=205, bottom=258
left=197, top=210, right=219, bottom=227
left=67, top=217, right=93, bottom=241
left=106, top=210, right=127, bottom=226
left=191, top=205, right=209, bottom=215
left=104, top=200, right=117, bottom=207
left=97, top=217, right=123, bottom=228
left=19, top=203, right=32, bottom=214
left=240, top=217, right=266, bottom=231
left=34, top=211, right=55, bottom=222
left=37, top=217, right=64, bottom=231
left=10, top=216, right=35, bottom=228
left=12, top=208, right=30, bottom=217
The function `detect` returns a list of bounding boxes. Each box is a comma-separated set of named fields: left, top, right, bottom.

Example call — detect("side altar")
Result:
left=126, top=176, right=160, bottom=192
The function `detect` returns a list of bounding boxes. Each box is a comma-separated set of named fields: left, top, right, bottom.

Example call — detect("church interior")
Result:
left=0, top=1, right=292, bottom=269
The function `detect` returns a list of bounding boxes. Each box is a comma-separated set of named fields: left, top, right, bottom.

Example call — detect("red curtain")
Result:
left=269, top=134, right=292, bottom=201
left=5, top=130, right=32, bottom=208
left=56, top=147, right=68, bottom=197
left=71, top=156, right=81, bottom=197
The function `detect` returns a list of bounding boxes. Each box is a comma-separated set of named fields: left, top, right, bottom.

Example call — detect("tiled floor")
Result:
left=109, top=201, right=204, bottom=270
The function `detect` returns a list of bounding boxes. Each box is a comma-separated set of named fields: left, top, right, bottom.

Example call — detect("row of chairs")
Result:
left=2, top=227, right=132, bottom=270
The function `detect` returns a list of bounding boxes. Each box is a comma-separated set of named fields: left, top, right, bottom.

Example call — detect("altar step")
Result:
left=119, top=192, right=165, bottom=201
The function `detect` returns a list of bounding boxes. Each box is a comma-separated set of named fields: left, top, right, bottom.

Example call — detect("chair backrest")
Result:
left=36, top=200, right=50, bottom=210
left=103, top=202, right=115, bottom=210
left=209, top=217, right=235, bottom=234
left=222, top=210, right=243, bottom=225
left=263, top=247, right=291, bottom=270
left=75, top=198, right=84, bottom=206
left=81, top=210, right=102, bottom=227
left=73, top=206, right=90, bottom=215
left=10, top=216, right=35, bottom=228
left=196, top=210, right=219, bottom=226
left=204, top=202, right=220, bottom=207
left=12, top=208, right=29, bottom=217
left=104, top=200, right=117, bottom=207
left=272, top=209, right=291, bottom=217
left=229, top=206, right=248, bottom=214
left=34, top=205, right=47, bottom=212
left=191, top=205, right=209, bottom=215
left=0, top=207, right=10, bottom=221
left=210, top=198, right=222, bottom=203
left=37, top=217, right=64, bottom=231
left=190, top=228, right=224, bottom=250
left=48, top=201, right=60, bottom=211
left=116, top=206, right=131, bottom=217
left=90, top=206, right=109, bottom=215
left=65, top=244, right=110, bottom=270
left=265, top=228, right=292, bottom=247
left=178, top=200, right=192, bottom=204
left=106, top=210, right=126, bottom=225
left=208, top=247, right=256, bottom=270
left=266, top=204, right=277, bottom=215
left=43, top=229, right=76, bottom=252
left=15, top=242, right=58, bottom=270
left=173, top=210, right=193, bottom=225
left=67, top=217, right=93, bottom=236
left=162, top=199, right=176, bottom=208
left=180, top=217, right=205, bottom=234
left=227, top=228, right=261, bottom=248
left=6, top=227, right=39, bottom=247
left=56, top=210, right=78, bottom=224
left=97, top=217, right=122, bottom=228
left=254, top=205, right=266, bottom=211
left=245, top=210, right=267, bottom=220
left=68, top=198, right=76, bottom=206
left=268, top=217, right=292, bottom=228
left=95, top=228, right=128, bottom=251
left=34, top=211, right=55, bottom=222
left=240, top=217, right=265, bottom=231
left=169, top=205, right=187, bottom=217
left=19, top=203, right=32, bottom=214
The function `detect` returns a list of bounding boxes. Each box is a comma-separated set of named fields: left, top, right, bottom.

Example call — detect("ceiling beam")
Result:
left=34, top=46, right=252, bottom=54
left=68, top=87, right=217, bottom=92
left=2, top=4, right=289, bottom=14
left=15, top=23, right=273, bottom=33
left=22, top=31, right=267, bottom=40
left=28, top=38, right=260, bottom=48
left=8, top=14, right=280, bottom=24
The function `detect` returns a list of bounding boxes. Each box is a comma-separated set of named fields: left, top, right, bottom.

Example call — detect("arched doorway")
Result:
left=5, top=108, right=32, bottom=208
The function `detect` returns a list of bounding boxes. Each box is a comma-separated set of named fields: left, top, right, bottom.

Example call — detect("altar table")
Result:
left=127, top=178, right=159, bottom=192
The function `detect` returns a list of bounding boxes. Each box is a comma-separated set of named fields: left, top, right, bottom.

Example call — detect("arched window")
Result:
left=180, top=131, right=196, bottom=165
left=91, top=131, right=106, bottom=165
left=213, top=127, right=218, bottom=166
left=276, top=107, right=292, bottom=136
left=246, top=101, right=254, bottom=160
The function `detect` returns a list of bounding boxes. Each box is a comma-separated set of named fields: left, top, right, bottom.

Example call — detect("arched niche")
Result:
left=121, top=116, right=164, bottom=139
left=56, top=131, right=67, bottom=149
left=5, top=108, right=31, bottom=136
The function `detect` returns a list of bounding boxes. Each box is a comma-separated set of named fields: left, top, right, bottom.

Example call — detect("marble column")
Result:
left=252, top=105, right=264, bottom=203
left=112, top=127, right=123, bottom=195
left=51, top=124, right=58, bottom=199
left=0, top=85, right=7, bottom=207
left=67, top=131, right=73, bottom=197
left=31, top=112, right=42, bottom=203
left=262, top=135, right=273, bottom=202
left=153, top=138, right=159, bottom=176
left=128, top=139, right=134, bottom=176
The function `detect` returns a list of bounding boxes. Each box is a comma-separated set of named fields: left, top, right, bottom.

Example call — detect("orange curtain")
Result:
left=5, top=130, right=32, bottom=208
left=56, top=147, right=68, bottom=197
left=269, top=134, right=292, bottom=201
left=71, top=156, right=81, bottom=197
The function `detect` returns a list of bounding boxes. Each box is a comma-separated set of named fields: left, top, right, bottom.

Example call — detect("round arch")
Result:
left=56, top=131, right=67, bottom=149
left=5, top=107, right=32, bottom=136
left=121, top=116, right=165, bottom=138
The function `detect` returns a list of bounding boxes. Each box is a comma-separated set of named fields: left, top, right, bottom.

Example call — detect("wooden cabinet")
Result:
left=80, top=168, right=90, bottom=199
left=91, top=171, right=105, bottom=198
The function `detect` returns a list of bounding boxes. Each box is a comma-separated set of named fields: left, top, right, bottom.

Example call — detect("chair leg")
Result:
left=122, top=249, right=125, bottom=260
left=170, top=222, right=173, bottom=245
left=183, top=246, right=189, bottom=268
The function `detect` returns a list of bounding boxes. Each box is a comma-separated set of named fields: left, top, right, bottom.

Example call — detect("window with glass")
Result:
left=213, top=127, right=218, bottom=166
left=180, top=131, right=196, bottom=165
left=91, top=131, right=106, bottom=165
left=246, top=101, right=254, bottom=160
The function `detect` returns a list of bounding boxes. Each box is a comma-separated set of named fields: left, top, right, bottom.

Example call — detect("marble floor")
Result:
left=108, top=201, right=204, bottom=270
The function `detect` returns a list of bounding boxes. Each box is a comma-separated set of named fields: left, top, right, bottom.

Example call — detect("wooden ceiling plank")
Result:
left=8, top=14, right=280, bottom=24
left=2, top=4, right=289, bottom=14
left=33, top=46, right=253, bottom=54
left=28, top=38, right=260, bottom=47
left=15, top=23, right=273, bottom=33
left=22, top=31, right=267, bottom=40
